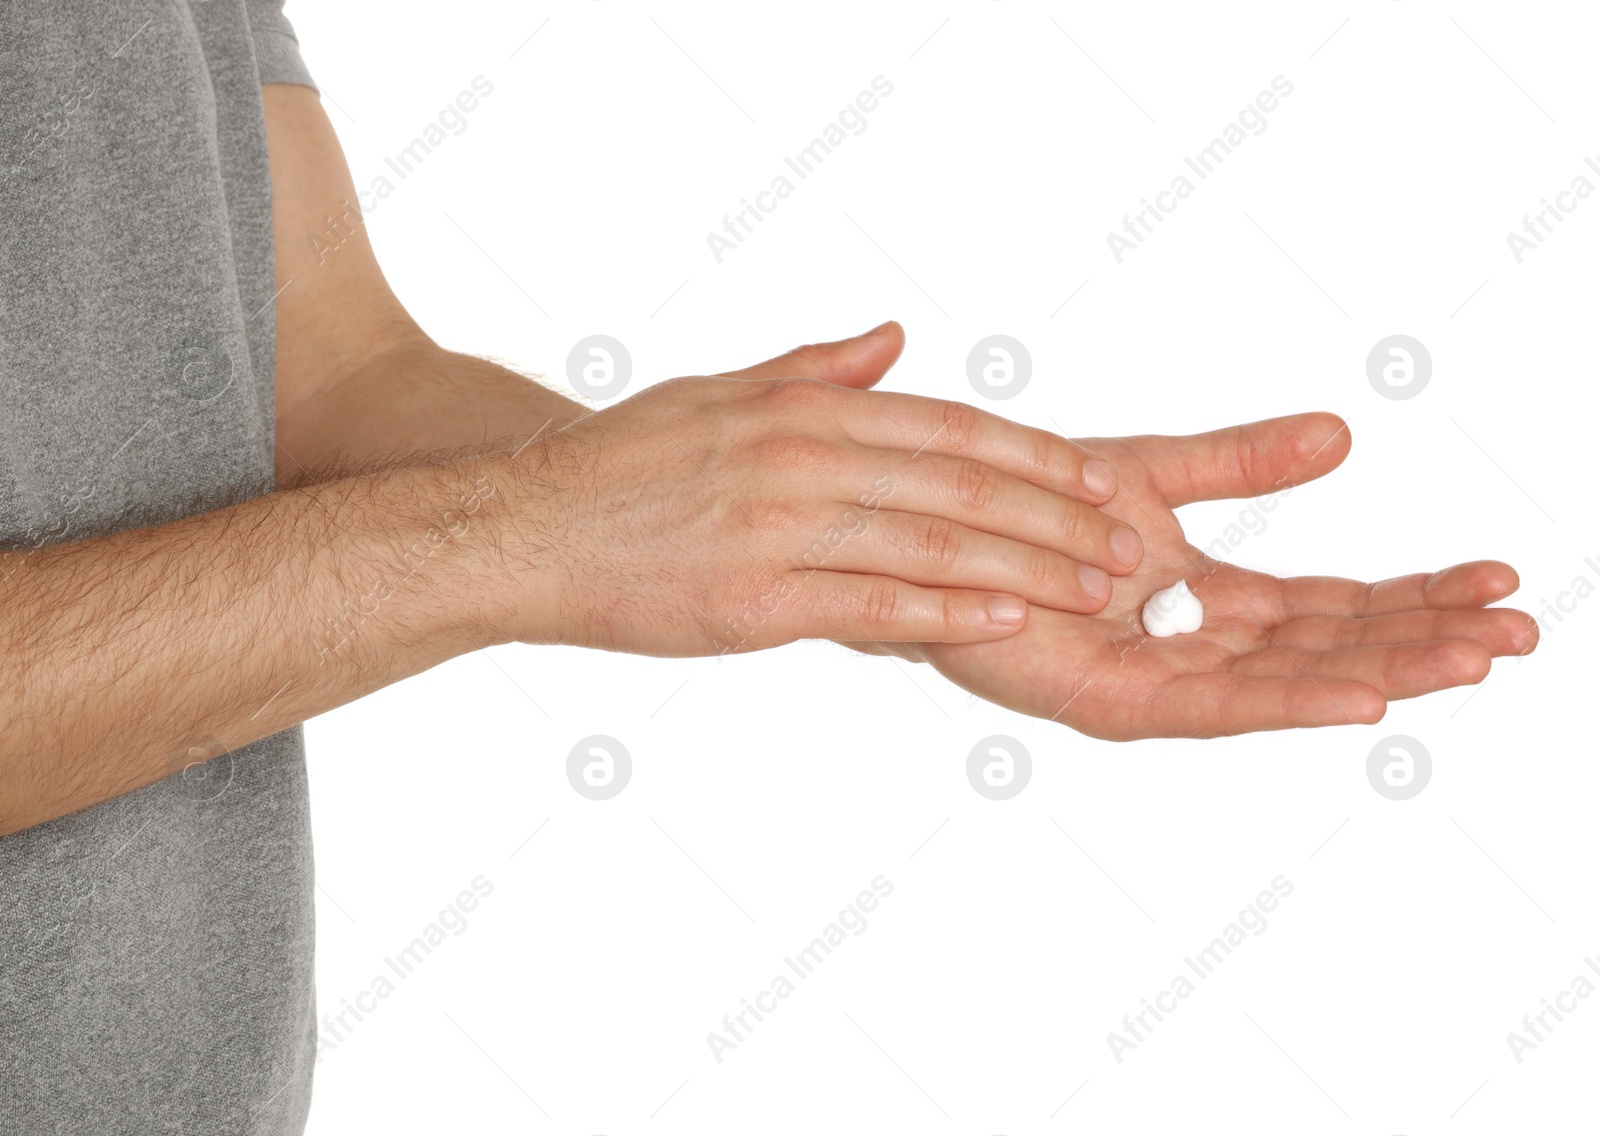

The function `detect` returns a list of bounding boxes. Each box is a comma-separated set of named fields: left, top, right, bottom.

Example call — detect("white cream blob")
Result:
left=1141, top=579, right=1203, bottom=638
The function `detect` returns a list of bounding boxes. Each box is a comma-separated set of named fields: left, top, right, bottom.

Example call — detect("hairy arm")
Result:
left=0, top=81, right=1522, bottom=837
left=1, top=84, right=1138, bottom=833
left=0, top=87, right=563, bottom=836
left=0, top=449, right=533, bottom=836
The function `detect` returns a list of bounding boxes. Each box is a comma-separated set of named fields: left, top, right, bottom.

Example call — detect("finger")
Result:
left=1113, top=411, right=1351, bottom=507
left=839, top=390, right=1122, bottom=504
left=816, top=510, right=1115, bottom=614
left=1267, top=607, right=1539, bottom=656
left=719, top=321, right=905, bottom=388
left=776, top=572, right=1031, bottom=644
left=1275, top=561, right=1521, bottom=621
left=1112, top=673, right=1386, bottom=738
left=866, top=449, right=1143, bottom=574
left=1228, top=639, right=1493, bottom=701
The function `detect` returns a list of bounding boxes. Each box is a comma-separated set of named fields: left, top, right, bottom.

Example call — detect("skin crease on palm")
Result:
left=765, top=323, right=1541, bottom=741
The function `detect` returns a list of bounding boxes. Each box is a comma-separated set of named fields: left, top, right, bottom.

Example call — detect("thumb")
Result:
left=1117, top=411, right=1352, bottom=507
left=717, top=320, right=905, bottom=388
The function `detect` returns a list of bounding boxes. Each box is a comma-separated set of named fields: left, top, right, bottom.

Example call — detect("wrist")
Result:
left=471, top=436, right=581, bottom=648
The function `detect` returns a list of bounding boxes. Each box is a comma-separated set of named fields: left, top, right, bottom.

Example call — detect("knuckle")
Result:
left=1029, top=433, right=1061, bottom=483
left=952, top=457, right=997, bottom=512
left=859, top=579, right=903, bottom=629
left=1058, top=504, right=1087, bottom=547
left=938, top=400, right=979, bottom=452
left=1231, top=425, right=1264, bottom=489
left=918, top=517, right=961, bottom=569
left=767, top=376, right=833, bottom=412
left=1022, top=549, right=1055, bottom=593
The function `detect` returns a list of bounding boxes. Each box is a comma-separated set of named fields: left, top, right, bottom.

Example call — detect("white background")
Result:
left=293, top=2, right=1597, bottom=1132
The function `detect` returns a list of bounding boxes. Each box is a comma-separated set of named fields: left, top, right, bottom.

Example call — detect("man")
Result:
left=0, top=2, right=1535, bottom=1130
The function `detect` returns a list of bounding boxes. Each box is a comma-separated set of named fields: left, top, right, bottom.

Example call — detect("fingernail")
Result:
left=1078, top=564, right=1111, bottom=599
left=1111, top=527, right=1142, bottom=567
left=1084, top=460, right=1117, bottom=498
left=987, top=596, right=1028, bottom=625
left=864, top=320, right=894, bottom=335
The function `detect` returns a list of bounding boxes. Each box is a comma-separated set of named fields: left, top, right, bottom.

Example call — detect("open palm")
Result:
left=916, top=412, right=1537, bottom=738
left=720, top=323, right=1536, bottom=740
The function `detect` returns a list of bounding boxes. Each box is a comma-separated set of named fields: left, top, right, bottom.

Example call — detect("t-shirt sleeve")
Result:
left=246, top=0, right=318, bottom=91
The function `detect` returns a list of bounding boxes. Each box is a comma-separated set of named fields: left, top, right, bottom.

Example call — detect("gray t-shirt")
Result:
left=1, top=2, right=320, bottom=1130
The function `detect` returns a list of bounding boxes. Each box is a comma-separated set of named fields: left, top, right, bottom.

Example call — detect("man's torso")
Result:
left=1, top=2, right=318, bottom=1130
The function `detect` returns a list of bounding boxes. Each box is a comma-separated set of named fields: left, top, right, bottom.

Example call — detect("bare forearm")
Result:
left=276, top=336, right=588, bottom=485
left=0, top=450, right=531, bottom=835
